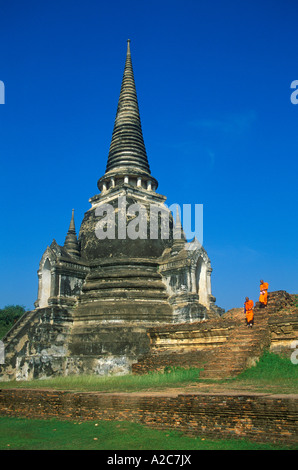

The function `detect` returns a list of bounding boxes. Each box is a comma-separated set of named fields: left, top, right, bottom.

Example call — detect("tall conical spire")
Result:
left=64, top=209, right=80, bottom=257
left=98, top=40, right=158, bottom=192
left=106, top=39, right=150, bottom=173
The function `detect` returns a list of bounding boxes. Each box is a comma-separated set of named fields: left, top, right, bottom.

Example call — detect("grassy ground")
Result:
left=0, top=416, right=295, bottom=450
left=0, top=351, right=297, bottom=451
left=225, top=350, right=298, bottom=392
left=205, top=350, right=298, bottom=395
left=0, top=366, right=202, bottom=392
left=0, top=351, right=297, bottom=394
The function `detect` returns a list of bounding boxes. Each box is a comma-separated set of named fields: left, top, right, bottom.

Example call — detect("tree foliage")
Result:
left=0, top=305, right=26, bottom=326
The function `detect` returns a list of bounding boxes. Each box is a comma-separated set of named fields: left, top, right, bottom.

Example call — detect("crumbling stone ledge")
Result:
left=0, top=389, right=297, bottom=446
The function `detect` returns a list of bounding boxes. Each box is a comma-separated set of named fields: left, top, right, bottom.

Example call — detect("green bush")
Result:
left=0, top=305, right=25, bottom=338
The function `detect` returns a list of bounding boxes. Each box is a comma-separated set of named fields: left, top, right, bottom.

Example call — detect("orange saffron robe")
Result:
left=259, top=282, right=269, bottom=305
left=245, top=299, right=254, bottom=323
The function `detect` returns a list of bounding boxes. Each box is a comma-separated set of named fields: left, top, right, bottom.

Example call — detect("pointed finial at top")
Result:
left=64, top=209, right=80, bottom=257
left=68, top=208, right=75, bottom=232
left=102, top=38, right=151, bottom=178
left=97, top=38, right=159, bottom=193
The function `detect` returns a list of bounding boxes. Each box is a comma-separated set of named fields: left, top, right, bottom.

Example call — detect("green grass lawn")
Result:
left=0, top=366, right=203, bottom=392
left=0, top=351, right=297, bottom=450
left=0, top=351, right=297, bottom=394
left=0, top=416, right=295, bottom=450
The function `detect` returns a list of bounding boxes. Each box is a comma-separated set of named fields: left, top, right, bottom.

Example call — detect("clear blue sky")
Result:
left=0, top=0, right=297, bottom=312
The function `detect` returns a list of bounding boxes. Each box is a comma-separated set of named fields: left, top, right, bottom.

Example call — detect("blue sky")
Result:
left=0, top=0, right=297, bottom=311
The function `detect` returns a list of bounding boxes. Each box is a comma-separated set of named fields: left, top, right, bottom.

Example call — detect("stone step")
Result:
left=73, top=299, right=174, bottom=322
left=3, top=312, right=35, bottom=345
left=82, top=279, right=167, bottom=292
left=87, top=269, right=162, bottom=281
left=79, top=288, right=169, bottom=301
left=132, top=290, right=293, bottom=378
left=196, top=315, right=270, bottom=379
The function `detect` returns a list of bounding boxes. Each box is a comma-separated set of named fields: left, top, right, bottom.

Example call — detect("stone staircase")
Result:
left=132, top=291, right=294, bottom=380
left=199, top=309, right=270, bottom=379
left=2, top=310, right=37, bottom=350
left=199, top=291, right=294, bottom=380
left=0, top=306, right=74, bottom=381
left=0, top=309, right=46, bottom=371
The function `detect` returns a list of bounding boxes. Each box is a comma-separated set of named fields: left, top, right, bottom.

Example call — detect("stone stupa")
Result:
left=0, top=40, right=222, bottom=381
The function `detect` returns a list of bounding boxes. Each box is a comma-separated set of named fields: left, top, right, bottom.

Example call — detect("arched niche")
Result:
left=196, top=256, right=208, bottom=307
left=40, top=258, right=52, bottom=307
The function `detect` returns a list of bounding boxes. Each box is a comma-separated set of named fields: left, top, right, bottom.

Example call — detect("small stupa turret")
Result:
left=64, top=209, right=80, bottom=257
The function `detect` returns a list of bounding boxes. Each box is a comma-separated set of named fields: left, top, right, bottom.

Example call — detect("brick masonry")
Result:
left=0, top=388, right=297, bottom=446
left=133, top=291, right=298, bottom=377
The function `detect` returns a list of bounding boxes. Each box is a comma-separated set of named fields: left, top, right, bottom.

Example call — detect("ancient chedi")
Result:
left=0, top=41, right=222, bottom=381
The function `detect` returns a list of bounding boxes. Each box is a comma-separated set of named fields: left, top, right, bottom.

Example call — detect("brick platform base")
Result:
left=0, top=389, right=297, bottom=446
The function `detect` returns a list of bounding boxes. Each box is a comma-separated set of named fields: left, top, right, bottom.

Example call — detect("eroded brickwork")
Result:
left=0, top=389, right=297, bottom=445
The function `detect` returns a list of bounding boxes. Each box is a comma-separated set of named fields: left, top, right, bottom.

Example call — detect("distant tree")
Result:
left=0, top=305, right=26, bottom=326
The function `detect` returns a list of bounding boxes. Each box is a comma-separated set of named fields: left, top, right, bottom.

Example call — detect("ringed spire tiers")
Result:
left=97, top=40, right=158, bottom=193
left=64, top=209, right=80, bottom=257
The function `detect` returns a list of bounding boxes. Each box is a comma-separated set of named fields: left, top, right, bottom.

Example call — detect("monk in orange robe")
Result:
left=259, top=280, right=269, bottom=307
left=244, top=297, right=254, bottom=327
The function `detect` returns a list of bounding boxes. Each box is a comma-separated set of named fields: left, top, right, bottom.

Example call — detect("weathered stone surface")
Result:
left=79, top=189, right=173, bottom=261
left=34, top=239, right=89, bottom=309
left=0, top=307, right=73, bottom=381
left=267, top=292, right=298, bottom=357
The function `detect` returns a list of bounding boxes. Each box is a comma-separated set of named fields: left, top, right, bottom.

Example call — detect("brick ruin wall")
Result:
left=133, top=292, right=298, bottom=374
left=269, top=312, right=298, bottom=358
left=132, top=312, right=298, bottom=374
left=132, top=318, right=236, bottom=374
left=0, top=388, right=296, bottom=446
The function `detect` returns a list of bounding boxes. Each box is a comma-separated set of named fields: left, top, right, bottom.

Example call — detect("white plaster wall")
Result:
left=40, top=259, right=51, bottom=307
left=196, top=258, right=208, bottom=307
